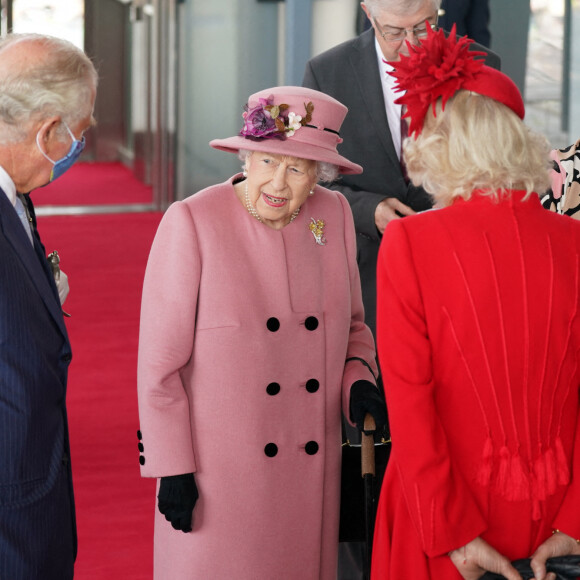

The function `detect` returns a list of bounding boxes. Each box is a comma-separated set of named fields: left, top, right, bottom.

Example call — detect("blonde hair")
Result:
left=403, top=90, right=552, bottom=206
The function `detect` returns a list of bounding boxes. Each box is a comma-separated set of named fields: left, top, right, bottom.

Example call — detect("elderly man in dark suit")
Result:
left=303, top=0, right=499, bottom=340
left=0, top=33, right=97, bottom=579
left=303, top=1, right=500, bottom=576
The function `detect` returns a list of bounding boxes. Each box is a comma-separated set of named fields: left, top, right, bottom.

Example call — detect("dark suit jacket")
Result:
left=439, top=0, right=491, bottom=47
left=302, top=28, right=500, bottom=337
left=0, top=190, right=76, bottom=579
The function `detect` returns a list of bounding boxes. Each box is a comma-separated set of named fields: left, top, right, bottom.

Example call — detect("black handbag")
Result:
left=479, top=555, right=580, bottom=580
left=338, top=417, right=391, bottom=543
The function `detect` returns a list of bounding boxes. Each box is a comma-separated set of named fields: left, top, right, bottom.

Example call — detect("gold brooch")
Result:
left=309, top=218, right=326, bottom=246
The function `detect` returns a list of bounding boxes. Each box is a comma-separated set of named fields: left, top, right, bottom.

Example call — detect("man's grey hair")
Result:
left=238, top=149, right=339, bottom=184
left=0, top=33, right=98, bottom=144
left=363, top=0, right=441, bottom=19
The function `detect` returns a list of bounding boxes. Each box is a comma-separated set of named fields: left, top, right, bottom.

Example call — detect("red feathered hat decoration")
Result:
left=389, top=23, right=525, bottom=136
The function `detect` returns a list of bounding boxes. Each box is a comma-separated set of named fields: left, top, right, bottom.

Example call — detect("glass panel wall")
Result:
left=175, top=0, right=280, bottom=199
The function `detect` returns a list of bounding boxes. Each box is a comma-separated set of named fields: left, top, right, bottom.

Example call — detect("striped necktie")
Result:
left=14, top=195, right=33, bottom=245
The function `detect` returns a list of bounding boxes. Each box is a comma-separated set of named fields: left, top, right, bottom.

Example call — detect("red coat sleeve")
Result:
left=376, top=220, right=487, bottom=557
left=553, top=405, right=580, bottom=540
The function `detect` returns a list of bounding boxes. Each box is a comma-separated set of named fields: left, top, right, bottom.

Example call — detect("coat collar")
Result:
left=348, top=29, right=401, bottom=165
left=0, top=189, right=69, bottom=340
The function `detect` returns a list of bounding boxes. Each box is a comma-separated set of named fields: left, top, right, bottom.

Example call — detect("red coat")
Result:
left=372, top=191, right=580, bottom=579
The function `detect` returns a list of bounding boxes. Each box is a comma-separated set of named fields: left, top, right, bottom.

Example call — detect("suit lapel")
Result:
left=0, top=190, right=68, bottom=340
left=348, top=30, right=401, bottom=166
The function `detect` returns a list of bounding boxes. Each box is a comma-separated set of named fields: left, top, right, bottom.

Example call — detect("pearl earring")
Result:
left=243, top=170, right=247, bottom=178
left=309, top=187, right=315, bottom=196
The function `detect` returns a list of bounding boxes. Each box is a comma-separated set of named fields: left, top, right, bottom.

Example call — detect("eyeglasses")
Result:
left=373, top=15, right=438, bottom=42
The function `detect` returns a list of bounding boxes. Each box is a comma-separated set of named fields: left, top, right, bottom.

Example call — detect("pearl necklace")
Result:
left=244, top=181, right=300, bottom=225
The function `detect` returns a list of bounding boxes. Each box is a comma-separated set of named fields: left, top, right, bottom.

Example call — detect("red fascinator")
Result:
left=389, top=23, right=525, bottom=136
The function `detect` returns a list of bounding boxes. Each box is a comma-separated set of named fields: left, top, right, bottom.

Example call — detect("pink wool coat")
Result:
left=372, top=191, right=580, bottom=579
left=137, top=175, right=377, bottom=579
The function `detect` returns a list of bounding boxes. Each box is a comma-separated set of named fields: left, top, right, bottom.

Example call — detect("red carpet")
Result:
left=34, top=162, right=153, bottom=206
left=36, top=211, right=162, bottom=578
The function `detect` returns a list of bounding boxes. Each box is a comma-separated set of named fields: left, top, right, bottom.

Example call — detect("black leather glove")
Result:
left=158, top=473, right=199, bottom=533
left=349, top=380, right=387, bottom=433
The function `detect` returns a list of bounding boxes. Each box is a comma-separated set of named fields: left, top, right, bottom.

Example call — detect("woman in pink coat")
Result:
left=371, top=25, right=580, bottom=580
left=137, top=86, right=386, bottom=579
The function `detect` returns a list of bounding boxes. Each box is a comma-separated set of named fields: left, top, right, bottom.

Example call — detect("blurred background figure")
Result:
left=542, top=137, right=580, bottom=218
left=438, top=0, right=491, bottom=46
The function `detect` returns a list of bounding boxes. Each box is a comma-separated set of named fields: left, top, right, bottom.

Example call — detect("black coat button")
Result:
left=139, top=456, right=146, bottom=465
left=62, top=353, right=72, bottom=363
left=137, top=430, right=143, bottom=440
left=306, top=379, right=319, bottom=393
left=138, top=443, right=144, bottom=452
left=305, top=441, right=319, bottom=455
left=267, top=317, right=280, bottom=332
left=266, top=382, right=281, bottom=396
left=264, top=443, right=278, bottom=457
left=304, top=316, right=318, bottom=331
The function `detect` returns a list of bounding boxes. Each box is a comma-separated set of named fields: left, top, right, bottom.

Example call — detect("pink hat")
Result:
left=210, top=86, right=363, bottom=175
left=389, top=23, right=525, bottom=136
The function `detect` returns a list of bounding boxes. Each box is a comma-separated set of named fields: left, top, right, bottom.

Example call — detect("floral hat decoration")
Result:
left=239, top=97, right=314, bottom=140
left=210, top=86, right=363, bottom=175
left=389, top=22, right=525, bottom=137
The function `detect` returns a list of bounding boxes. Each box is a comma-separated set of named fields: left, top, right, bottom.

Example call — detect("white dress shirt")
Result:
left=0, top=163, right=17, bottom=206
left=374, top=37, right=405, bottom=161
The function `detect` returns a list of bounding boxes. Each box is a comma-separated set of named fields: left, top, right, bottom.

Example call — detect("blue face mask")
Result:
left=36, top=122, right=86, bottom=182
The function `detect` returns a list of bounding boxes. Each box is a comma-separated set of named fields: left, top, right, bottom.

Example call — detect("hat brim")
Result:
left=210, top=135, right=363, bottom=175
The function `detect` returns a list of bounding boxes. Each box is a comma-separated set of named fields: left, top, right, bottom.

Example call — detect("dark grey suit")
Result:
left=0, top=191, right=76, bottom=579
left=303, top=28, right=500, bottom=337
left=304, top=32, right=500, bottom=578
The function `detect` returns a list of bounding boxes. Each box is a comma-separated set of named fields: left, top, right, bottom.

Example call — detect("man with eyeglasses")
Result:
left=303, top=0, right=499, bottom=341
left=303, top=1, right=499, bottom=578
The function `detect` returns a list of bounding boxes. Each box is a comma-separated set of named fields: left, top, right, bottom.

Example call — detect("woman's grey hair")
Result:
left=363, top=0, right=441, bottom=19
left=0, top=34, right=98, bottom=144
left=238, top=149, right=340, bottom=184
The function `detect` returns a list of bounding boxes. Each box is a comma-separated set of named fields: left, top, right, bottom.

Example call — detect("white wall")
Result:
left=276, top=0, right=360, bottom=85
left=311, top=0, right=360, bottom=57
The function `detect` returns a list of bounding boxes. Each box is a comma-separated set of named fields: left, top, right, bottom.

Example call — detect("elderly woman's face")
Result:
left=245, top=152, right=317, bottom=229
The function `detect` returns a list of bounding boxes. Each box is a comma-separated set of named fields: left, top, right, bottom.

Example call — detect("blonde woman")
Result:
left=372, top=25, right=580, bottom=580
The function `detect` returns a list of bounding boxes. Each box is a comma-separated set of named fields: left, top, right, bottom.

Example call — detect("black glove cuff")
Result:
left=349, top=380, right=387, bottom=433
left=158, top=472, right=199, bottom=533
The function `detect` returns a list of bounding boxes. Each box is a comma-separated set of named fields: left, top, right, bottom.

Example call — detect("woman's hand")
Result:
left=349, top=380, right=387, bottom=433
left=449, top=537, right=522, bottom=580
left=158, top=473, right=199, bottom=533
left=530, top=531, right=580, bottom=580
